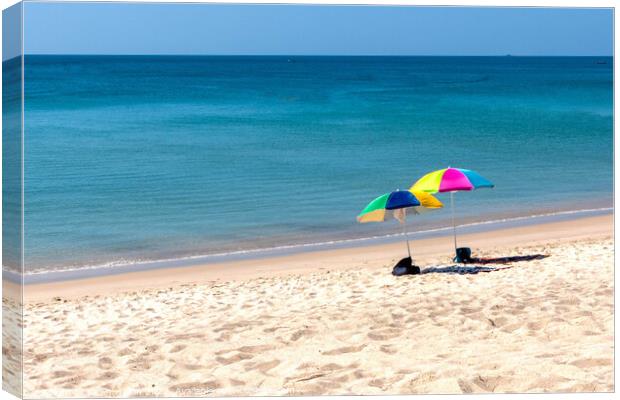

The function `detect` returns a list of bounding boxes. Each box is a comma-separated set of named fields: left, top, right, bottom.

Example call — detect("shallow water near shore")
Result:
left=18, top=55, right=613, bottom=274
left=10, top=208, right=611, bottom=284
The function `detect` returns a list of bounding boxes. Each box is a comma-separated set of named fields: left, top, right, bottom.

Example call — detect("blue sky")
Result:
left=20, top=2, right=613, bottom=56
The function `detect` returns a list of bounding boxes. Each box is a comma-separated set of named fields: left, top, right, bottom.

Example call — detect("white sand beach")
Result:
left=9, top=215, right=614, bottom=397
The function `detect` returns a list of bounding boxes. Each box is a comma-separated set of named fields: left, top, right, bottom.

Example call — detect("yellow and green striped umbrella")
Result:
left=357, top=190, right=443, bottom=259
left=357, top=190, right=443, bottom=223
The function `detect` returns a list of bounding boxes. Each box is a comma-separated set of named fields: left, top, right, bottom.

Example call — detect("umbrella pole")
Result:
left=402, top=221, right=412, bottom=259
left=450, top=191, right=458, bottom=254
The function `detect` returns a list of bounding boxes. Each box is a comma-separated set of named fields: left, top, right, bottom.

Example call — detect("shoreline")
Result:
left=20, top=213, right=612, bottom=302
left=8, top=206, right=613, bottom=284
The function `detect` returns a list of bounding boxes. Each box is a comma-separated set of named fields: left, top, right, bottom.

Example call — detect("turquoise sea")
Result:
left=14, top=56, right=614, bottom=278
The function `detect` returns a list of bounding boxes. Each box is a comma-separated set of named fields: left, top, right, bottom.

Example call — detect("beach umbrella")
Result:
left=410, top=167, right=494, bottom=257
left=357, top=190, right=443, bottom=259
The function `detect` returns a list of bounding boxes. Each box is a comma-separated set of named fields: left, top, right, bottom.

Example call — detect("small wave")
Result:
left=5, top=206, right=612, bottom=279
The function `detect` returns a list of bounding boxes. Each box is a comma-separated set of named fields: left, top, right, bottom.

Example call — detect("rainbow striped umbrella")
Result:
left=357, top=190, right=442, bottom=258
left=411, top=167, right=494, bottom=193
left=411, top=167, right=494, bottom=257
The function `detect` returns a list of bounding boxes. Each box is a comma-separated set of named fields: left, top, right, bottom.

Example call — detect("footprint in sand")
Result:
left=126, top=356, right=151, bottom=371
left=486, top=316, right=508, bottom=328
left=460, top=306, right=482, bottom=314
left=236, top=345, right=274, bottom=354
left=77, top=348, right=96, bottom=356
left=182, top=363, right=206, bottom=370
left=526, top=320, right=546, bottom=330
left=98, top=356, right=114, bottom=370
left=95, top=371, right=119, bottom=380
left=117, top=347, right=134, bottom=357
left=320, top=362, right=347, bottom=372
left=353, top=369, right=369, bottom=379
left=570, top=358, right=613, bottom=368
left=457, top=379, right=474, bottom=393
left=596, top=288, right=613, bottom=297
left=216, top=332, right=233, bottom=341
left=169, top=344, right=186, bottom=353
left=144, top=345, right=159, bottom=352
left=367, top=378, right=385, bottom=389
left=215, top=352, right=254, bottom=365
left=263, top=326, right=285, bottom=333
left=367, top=328, right=401, bottom=341
left=228, top=378, right=245, bottom=387
left=58, top=375, right=84, bottom=389
left=52, top=370, right=74, bottom=379
left=408, top=371, right=438, bottom=390
left=379, top=345, right=397, bottom=354
left=290, top=329, right=316, bottom=342
left=244, top=359, right=280, bottom=373
left=500, top=322, right=523, bottom=333
left=322, top=344, right=366, bottom=355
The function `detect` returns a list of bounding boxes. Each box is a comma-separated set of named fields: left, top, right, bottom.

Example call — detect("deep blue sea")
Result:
left=20, top=56, right=613, bottom=276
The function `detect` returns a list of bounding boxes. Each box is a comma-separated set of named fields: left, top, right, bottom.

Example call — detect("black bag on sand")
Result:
left=454, top=247, right=472, bottom=263
left=392, top=257, right=421, bottom=276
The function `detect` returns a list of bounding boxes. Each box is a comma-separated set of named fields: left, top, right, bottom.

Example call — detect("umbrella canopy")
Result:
left=410, top=167, right=494, bottom=261
left=357, top=190, right=443, bottom=223
left=357, top=190, right=443, bottom=260
left=411, top=167, right=494, bottom=193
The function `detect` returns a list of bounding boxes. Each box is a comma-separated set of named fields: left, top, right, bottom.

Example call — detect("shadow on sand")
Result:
left=420, top=254, right=550, bottom=275
left=421, top=265, right=505, bottom=275
left=465, top=254, right=550, bottom=265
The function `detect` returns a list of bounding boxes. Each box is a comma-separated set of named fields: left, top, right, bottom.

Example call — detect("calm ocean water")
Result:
left=20, top=56, right=612, bottom=275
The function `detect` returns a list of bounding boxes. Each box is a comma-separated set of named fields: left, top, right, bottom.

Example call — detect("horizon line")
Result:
left=18, top=53, right=614, bottom=58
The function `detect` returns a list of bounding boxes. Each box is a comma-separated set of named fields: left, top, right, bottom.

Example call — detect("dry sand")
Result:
left=9, top=215, right=615, bottom=397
